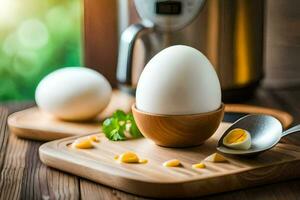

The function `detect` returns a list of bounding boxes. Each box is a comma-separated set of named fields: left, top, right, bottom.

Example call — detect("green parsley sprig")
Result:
left=102, top=110, right=143, bottom=141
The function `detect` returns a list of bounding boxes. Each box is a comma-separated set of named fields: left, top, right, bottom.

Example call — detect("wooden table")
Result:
left=1, top=88, right=300, bottom=200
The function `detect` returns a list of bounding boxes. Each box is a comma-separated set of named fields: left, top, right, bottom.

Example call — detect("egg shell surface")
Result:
left=136, top=45, right=221, bottom=115
left=35, top=67, right=112, bottom=121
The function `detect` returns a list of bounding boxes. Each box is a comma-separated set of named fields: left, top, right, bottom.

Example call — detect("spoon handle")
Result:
left=282, top=124, right=300, bottom=137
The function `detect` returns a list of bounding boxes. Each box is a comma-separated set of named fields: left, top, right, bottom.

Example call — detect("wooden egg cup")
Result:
left=132, top=103, right=225, bottom=147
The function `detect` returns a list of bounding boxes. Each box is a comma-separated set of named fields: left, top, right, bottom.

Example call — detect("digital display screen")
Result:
left=156, top=1, right=182, bottom=15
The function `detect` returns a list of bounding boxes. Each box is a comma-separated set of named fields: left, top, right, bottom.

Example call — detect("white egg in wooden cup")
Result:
left=132, top=45, right=224, bottom=147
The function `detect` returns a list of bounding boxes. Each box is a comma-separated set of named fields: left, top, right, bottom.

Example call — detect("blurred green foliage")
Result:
left=0, top=0, right=82, bottom=101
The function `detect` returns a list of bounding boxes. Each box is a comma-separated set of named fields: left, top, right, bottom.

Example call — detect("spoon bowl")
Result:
left=217, top=114, right=300, bottom=156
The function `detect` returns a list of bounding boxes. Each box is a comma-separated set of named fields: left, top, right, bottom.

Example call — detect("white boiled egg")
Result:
left=223, top=128, right=252, bottom=150
left=35, top=67, right=112, bottom=121
left=136, top=45, right=221, bottom=115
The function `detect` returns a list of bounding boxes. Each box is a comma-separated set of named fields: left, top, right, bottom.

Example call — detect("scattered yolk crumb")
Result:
left=204, top=153, right=227, bottom=163
left=88, top=135, right=100, bottom=143
left=163, top=159, right=181, bottom=167
left=72, top=138, right=94, bottom=149
left=225, top=128, right=248, bottom=144
left=71, top=135, right=100, bottom=149
left=119, top=152, right=139, bottom=163
left=139, top=159, right=148, bottom=164
left=192, top=163, right=206, bottom=169
left=115, top=152, right=147, bottom=164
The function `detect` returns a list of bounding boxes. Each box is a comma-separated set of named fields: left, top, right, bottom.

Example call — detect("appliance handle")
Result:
left=117, top=23, right=153, bottom=86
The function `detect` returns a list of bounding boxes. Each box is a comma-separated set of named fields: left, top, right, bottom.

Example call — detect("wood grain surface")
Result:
left=39, top=122, right=300, bottom=198
left=1, top=88, right=300, bottom=199
left=84, top=0, right=118, bottom=86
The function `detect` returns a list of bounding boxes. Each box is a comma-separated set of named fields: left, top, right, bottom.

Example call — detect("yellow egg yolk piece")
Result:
left=192, top=163, right=206, bottom=169
left=119, top=152, right=139, bottom=163
left=71, top=135, right=100, bottom=149
left=223, top=128, right=251, bottom=150
left=163, top=159, right=181, bottom=167
left=116, top=152, right=148, bottom=164
left=139, top=159, right=148, bottom=164
left=225, top=128, right=248, bottom=144
left=204, top=153, right=227, bottom=162
left=72, top=138, right=94, bottom=149
left=88, top=135, right=100, bottom=143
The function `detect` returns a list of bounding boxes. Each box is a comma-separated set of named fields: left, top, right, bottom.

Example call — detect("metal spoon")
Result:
left=217, top=114, right=300, bottom=156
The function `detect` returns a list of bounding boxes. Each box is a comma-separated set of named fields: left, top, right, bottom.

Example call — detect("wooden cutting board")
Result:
left=39, top=122, right=300, bottom=198
left=8, top=88, right=293, bottom=141
left=8, top=90, right=135, bottom=141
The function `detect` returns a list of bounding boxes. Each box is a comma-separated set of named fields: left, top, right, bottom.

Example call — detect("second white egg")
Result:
left=35, top=67, right=112, bottom=121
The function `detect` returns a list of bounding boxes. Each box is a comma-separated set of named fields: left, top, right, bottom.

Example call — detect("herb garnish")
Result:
left=102, top=110, right=143, bottom=141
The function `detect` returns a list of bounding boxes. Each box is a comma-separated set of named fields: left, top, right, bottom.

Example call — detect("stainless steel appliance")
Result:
left=117, top=0, right=264, bottom=100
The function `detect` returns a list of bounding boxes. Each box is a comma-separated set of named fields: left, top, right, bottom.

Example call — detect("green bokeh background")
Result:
left=0, top=0, right=83, bottom=101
